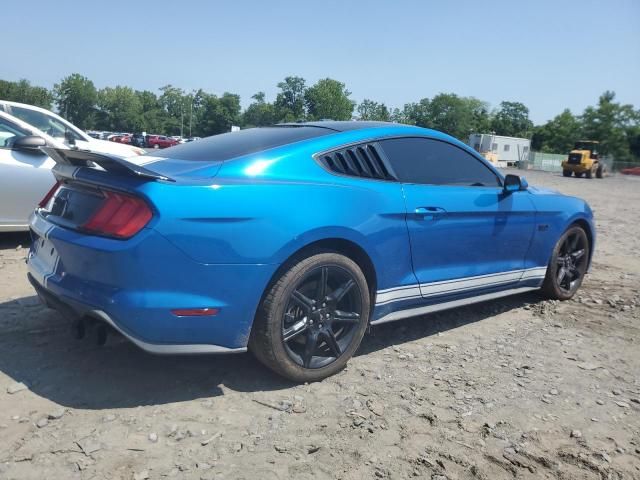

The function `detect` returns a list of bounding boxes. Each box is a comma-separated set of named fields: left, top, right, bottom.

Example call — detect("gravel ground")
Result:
left=0, top=169, right=639, bottom=480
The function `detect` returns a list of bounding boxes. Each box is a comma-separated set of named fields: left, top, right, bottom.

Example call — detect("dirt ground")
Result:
left=0, top=169, right=639, bottom=480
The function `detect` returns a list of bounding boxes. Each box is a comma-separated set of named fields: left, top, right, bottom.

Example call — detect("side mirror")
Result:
left=64, top=130, right=76, bottom=146
left=503, top=174, right=527, bottom=193
left=13, top=135, right=47, bottom=154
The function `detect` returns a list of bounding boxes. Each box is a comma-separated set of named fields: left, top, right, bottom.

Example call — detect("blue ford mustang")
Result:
left=27, top=121, right=594, bottom=381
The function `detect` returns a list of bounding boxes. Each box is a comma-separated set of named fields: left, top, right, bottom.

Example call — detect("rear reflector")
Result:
left=82, top=190, right=152, bottom=239
left=38, top=181, right=62, bottom=208
left=171, top=308, right=220, bottom=317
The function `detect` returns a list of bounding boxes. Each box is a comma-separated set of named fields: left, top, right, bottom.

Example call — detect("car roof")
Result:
left=277, top=121, right=412, bottom=132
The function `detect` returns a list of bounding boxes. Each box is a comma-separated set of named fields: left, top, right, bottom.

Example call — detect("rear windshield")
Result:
left=154, top=126, right=332, bottom=161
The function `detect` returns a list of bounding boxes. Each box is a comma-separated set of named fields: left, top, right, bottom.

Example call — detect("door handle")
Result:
left=414, top=206, right=447, bottom=219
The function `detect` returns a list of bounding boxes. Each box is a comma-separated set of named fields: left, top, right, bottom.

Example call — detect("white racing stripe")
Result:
left=376, top=267, right=547, bottom=306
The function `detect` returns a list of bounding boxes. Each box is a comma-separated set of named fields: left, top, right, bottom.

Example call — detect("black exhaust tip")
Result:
left=72, top=318, right=86, bottom=340
left=95, top=325, right=108, bottom=346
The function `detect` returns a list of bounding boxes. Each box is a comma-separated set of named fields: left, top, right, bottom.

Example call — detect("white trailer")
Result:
left=468, top=133, right=530, bottom=168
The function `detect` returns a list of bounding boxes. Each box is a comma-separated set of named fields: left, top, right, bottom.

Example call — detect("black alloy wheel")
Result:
left=542, top=226, right=590, bottom=300
left=282, top=265, right=362, bottom=369
left=250, top=253, right=370, bottom=382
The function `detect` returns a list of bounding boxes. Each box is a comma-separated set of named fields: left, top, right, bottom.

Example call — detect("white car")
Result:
left=0, top=101, right=146, bottom=157
left=0, top=109, right=150, bottom=232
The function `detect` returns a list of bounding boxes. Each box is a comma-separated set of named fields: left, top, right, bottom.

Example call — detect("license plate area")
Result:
left=29, top=233, right=60, bottom=281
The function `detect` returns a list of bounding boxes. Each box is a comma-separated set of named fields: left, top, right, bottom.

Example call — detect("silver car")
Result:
left=0, top=111, right=61, bottom=232
left=0, top=104, right=147, bottom=232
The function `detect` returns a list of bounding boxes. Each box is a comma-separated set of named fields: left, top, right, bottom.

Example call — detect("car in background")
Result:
left=110, top=134, right=131, bottom=144
left=130, top=133, right=147, bottom=148
left=0, top=101, right=146, bottom=157
left=146, top=135, right=178, bottom=149
left=0, top=110, right=64, bottom=231
left=26, top=121, right=595, bottom=382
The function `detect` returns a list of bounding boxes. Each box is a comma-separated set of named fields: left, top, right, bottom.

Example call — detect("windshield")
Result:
left=9, top=105, right=86, bottom=142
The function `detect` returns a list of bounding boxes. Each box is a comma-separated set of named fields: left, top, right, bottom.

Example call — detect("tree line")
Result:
left=1, top=74, right=638, bottom=163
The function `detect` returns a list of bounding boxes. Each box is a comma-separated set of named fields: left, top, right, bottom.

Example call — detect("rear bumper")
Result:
left=26, top=212, right=278, bottom=351
left=28, top=274, right=245, bottom=354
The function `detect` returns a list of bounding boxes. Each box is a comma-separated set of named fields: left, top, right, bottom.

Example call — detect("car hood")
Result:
left=527, top=185, right=563, bottom=196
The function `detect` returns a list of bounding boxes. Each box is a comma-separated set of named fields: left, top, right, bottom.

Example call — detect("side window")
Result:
left=0, top=118, right=27, bottom=149
left=504, top=144, right=510, bottom=152
left=10, top=106, right=84, bottom=142
left=380, top=137, right=501, bottom=187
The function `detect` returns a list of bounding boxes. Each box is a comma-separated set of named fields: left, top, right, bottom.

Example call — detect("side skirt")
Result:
left=370, top=286, right=539, bottom=325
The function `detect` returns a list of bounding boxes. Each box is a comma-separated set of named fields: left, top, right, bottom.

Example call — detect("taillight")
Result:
left=82, top=190, right=152, bottom=239
left=39, top=181, right=62, bottom=208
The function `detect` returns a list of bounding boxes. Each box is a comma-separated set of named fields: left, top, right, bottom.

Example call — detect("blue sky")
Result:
left=3, top=0, right=638, bottom=124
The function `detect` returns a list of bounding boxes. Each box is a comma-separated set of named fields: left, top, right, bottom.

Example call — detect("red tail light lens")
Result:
left=38, top=181, right=62, bottom=208
left=82, top=190, right=152, bottom=239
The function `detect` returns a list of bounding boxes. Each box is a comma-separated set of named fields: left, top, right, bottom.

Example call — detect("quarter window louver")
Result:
left=317, top=143, right=396, bottom=181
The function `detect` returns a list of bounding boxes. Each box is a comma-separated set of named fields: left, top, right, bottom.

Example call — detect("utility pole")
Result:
left=189, top=95, right=193, bottom=138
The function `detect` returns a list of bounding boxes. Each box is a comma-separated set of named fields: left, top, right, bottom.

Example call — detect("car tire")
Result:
left=541, top=225, right=590, bottom=301
left=562, top=170, right=572, bottom=177
left=586, top=167, right=593, bottom=179
left=596, top=164, right=604, bottom=178
left=249, top=252, right=370, bottom=382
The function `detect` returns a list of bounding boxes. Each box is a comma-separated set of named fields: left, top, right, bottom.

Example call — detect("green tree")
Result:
left=95, top=86, right=142, bottom=131
left=158, top=85, right=187, bottom=135
left=195, top=92, right=241, bottom=137
left=53, top=74, right=97, bottom=129
left=275, top=76, right=307, bottom=122
left=357, top=99, right=390, bottom=121
left=628, top=123, right=640, bottom=160
left=0, top=79, right=53, bottom=108
left=395, top=95, right=489, bottom=140
left=242, top=92, right=277, bottom=127
left=304, top=78, right=354, bottom=121
left=491, top=101, right=533, bottom=138
left=531, top=109, right=582, bottom=153
left=426, top=94, right=489, bottom=140
left=581, top=91, right=638, bottom=162
left=397, top=99, right=430, bottom=126
left=135, top=90, right=165, bottom=133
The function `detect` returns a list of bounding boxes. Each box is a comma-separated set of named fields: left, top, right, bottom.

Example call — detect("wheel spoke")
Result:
left=302, top=331, right=318, bottom=368
left=291, top=290, right=314, bottom=311
left=315, top=267, right=329, bottom=301
left=568, top=233, right=579, bottom=251
left=569, top=266, right=580, bottom=280
left=334, top=310, right=360, bottom=323
left=283, top=320, right=308, bottom=342
left=571, top=249, right=585, bottom=261
left=556, top=255, right=566, bottom=265
left=329, top=278, right=355, bottom=303
left=322, top=329, right=341, bottom=357
left=557, top=267, right=567, bottom=286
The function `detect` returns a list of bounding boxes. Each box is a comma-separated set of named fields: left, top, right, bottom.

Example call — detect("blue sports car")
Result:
left=27, top=122, right=594, bottom=381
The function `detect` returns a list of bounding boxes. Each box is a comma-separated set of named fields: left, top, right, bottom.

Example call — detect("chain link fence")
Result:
left=518, top=152, right=624, bottom=173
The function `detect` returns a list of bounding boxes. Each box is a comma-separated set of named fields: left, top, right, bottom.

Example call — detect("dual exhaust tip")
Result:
left=72, top=317, right=109, bottom=346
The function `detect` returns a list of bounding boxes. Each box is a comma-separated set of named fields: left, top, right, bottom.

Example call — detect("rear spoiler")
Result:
left=41, top=147, right=174, bottom=182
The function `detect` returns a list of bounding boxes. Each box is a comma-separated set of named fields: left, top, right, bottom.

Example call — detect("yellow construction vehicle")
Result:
left=562, top=141, right=605, bottom=178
